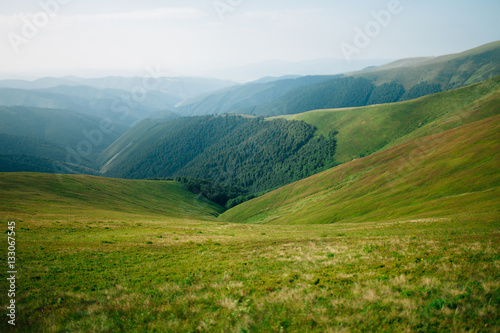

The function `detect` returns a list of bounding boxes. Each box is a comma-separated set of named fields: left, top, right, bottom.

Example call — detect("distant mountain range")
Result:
left=175, top=41, right=500, bottom=117
left=0, top=76, right=236, bottom=126
left=202, top=58, right=393, bottom=82
left=0, top=76, right=235, bottom=99
left=0, top=42, right=498, bottom=124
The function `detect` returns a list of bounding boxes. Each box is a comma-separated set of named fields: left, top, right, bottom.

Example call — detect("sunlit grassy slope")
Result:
left=0, top=173, right=223, bottom=222
left=351, top=40, right=500, bottom=89
left=222, top=114, right=500, bottom=224
left=278, top=76, right=500, bottom=164
left=1, top=173, right=498, bottom=331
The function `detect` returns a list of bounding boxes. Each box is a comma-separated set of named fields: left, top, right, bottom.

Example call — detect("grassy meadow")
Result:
left=0, top=173, right=499, bottom=332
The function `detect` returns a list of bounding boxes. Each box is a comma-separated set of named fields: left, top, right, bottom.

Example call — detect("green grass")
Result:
left=277, top=76, right=500, bottom=164
left=222, top=114, right=500, bottom=225
left=0, top=173, right=223, bottom=222
left=1, top=206, right=498, bottom=331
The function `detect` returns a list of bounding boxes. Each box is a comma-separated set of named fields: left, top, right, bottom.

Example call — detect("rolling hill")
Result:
left=0, top=172, right=222, bottom=221
left=221, top=114, right=500, bottom=224
left=353, top=40, right=500, bottom=90
left=240, top=42, right=500, bottom=117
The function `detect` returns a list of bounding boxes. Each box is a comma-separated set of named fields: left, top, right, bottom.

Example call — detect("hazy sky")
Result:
left=1, top=0, right=499, bottom=79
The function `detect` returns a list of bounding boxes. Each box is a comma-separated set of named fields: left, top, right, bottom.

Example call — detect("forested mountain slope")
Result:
left=99, top=115, right=338, bottom=194
left=175, top=75, right=339, bottom=116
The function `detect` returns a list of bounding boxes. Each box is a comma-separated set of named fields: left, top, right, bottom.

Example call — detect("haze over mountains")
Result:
left=199, top=58, right=393, bottom=82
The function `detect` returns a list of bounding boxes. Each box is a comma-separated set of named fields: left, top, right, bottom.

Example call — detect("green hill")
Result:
left=222, top=114, right=500, bottom=224
left=98, top=77, right=499, bottom=202
left=210, top=42, right=500, bottom=117
left=354, top=41, right=500, bottom=90
left=0, top=173, right=222, bottom=221
left=278, top=76, right=500, bottom=164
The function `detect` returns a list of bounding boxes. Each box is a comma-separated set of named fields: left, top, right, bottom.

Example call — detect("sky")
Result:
left=0, top=0, right=499, bottom=79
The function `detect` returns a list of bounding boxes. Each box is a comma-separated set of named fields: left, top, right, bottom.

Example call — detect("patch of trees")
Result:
left=107, top=115, right=338, bottom=206
left=367, top=82, right=406, bottom=105
left=174, top=177, right=255, bottom=209
left=401, top=82, right=442, bottom=101
left=0, top=154, right=98, bottom=175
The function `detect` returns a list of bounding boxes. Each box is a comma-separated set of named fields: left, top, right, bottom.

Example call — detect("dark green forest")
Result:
left=238, top=77, right=424, bottom=116
left=400, top=82, right=442, bottom=101
left=170, top=177, right=254, bottom=209
left=0, top=154, right=98, bottom=175
left=104, top=115, right=338, bottom=197
left=0, top=133, right=69, bottom=163
left=367, top=82, right=406, bottom=104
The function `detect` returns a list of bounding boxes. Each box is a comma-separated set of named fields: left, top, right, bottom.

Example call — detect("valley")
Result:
left=0, top=42, right=499, bottom=332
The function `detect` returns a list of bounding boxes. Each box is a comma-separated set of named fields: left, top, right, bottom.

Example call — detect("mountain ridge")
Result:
left=172, top=42, right=500, bottom=117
